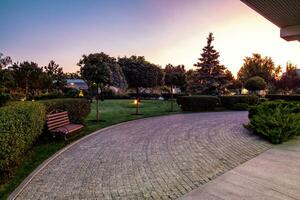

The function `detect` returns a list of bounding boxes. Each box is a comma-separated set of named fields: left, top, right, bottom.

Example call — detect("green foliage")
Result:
left=237, top=53, right=281, bottom=85
left=78, top=52, right=126, bottom=92
left=219, top=95, right=259, bottom=109
left=11, top=61, right=54, bottom=99
left=40, top=98, right=91, bottom=124
left=244, top=76, right=267, bottom=92
left=118, top=55, right=164, bottom=97
left=0, top=102, right=45, bottom=175
left=0, top=93, right=10, bottom=107
left=44, top=60, right=66, bottom=90
left=177, top=95, right=220, bottom=111
left=188, top=33, right=232, bottom=95
left=246, top=101, right=300, bottom=144
left=34, top=91, right=63, bottom=100
left=266, top=94, right=300, bottom=101
left=164, top=64, right=186, bottom=89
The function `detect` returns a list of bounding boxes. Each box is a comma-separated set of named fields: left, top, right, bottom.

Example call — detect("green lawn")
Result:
left=0, top=99, right=180, bottom=199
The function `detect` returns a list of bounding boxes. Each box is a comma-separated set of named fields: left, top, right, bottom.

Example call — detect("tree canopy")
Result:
left=118, top=55, right=163, bottom=96
left=12, top=61, right=45, bottom=98
left=188, top=33, right=231, bottom=95
left=44, top=60, right=66, bottom=90
left=78, top=52, right=127, bottom=91
left=164, top=64, right=186, bottom=90
left=237, top=53, right=281, bottom=85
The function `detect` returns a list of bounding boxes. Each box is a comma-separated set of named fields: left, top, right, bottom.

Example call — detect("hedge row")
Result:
left=0, top=102, right=46, bottom=175
left=39, top=98, right=91, bottom=124
left=266, top=94, right=300, bottom=101
left=177, top=95, right=259, bottom=111
left=177, top=96, right=220, bottom=111
left=219, top=95, right=259, bottom=109
left=246, top=101, right=300, bottom=144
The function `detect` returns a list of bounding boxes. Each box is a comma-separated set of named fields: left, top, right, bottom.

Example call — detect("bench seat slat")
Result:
left=52, top=124, right=84, bottom=134
left=47, top=117, right=70, bottom=125
left=47, top=111, right=68, bottom=118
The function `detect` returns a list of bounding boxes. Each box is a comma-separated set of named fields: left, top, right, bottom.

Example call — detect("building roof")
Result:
left=66, top=79, right=86, bottom=83
left=241, top=0, right=300, bottom=41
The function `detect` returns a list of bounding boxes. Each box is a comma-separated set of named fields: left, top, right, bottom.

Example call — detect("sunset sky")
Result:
left=1, top=0, right=299, bottom=76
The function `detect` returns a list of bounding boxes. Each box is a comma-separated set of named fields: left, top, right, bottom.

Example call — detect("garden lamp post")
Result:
left=132, top=98, right=142, bottom=115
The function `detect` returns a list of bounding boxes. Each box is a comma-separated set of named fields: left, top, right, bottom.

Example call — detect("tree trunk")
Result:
left=25, top=79, right=28, bottom=100
left=170, top=85, right=174, bottom=112
left=96, top=84, right=99, bottom=122
left=136, top=87, right=139, bottom=101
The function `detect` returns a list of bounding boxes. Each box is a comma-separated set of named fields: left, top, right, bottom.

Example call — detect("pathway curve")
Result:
left=12, top=112, right=271, bottom=200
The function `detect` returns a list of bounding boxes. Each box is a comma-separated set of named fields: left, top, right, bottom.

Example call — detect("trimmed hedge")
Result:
left=220, top=95, right=259, bottom=109
left=177, top=95, right=220, bottom=111
left=40, top=98, right=91, bottom=124
left=266, top=94, right=300, bottom=101
left=246, top=101, right=300, bottom=144
left=0, top=93, right=10, bottom=107
left=0, top=102, right=46, bottom=175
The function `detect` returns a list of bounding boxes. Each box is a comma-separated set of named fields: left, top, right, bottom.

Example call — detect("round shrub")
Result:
left=0, top=102, right=46, bottom=175
left=177, top=95, right=220, bottom=111
left=244, top=76, right=267, bottom=92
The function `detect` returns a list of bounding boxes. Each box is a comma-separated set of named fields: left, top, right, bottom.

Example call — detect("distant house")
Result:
left=65, top=79, right=88, bottom=91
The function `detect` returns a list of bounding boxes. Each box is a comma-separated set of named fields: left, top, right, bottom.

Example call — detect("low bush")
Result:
left=0, top=93, right=10, bottom=107
left=230, top=103, right=249, bottom=110
left=220, top=95, right=259, bottom=109
left=0, top=102, right=46, bottom=175
left=246, top=101, right=300, bottom=144
left=177, top=95, right=220, bottom=111
left=40, top=98, right=91, bottom=124
left=34, top=91, right=63, bottom=100
left=265, top=94, right=300, bottom=101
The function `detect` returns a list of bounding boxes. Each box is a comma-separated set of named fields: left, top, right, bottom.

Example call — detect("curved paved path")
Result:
left=13, top=112, right=271, bottom=200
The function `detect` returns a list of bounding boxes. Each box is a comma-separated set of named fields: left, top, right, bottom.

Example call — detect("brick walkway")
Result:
left=12, top=112, right=271, bottom=200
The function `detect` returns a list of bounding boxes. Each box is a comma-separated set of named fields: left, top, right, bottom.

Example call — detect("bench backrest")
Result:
left=46, top=111, right=71, bottom=131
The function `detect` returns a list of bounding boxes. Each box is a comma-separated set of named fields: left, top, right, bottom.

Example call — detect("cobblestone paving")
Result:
left=15, top=112, right=271, bottom=200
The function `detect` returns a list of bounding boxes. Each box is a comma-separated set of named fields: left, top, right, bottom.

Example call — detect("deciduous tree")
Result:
left=118, top=55, right=163, bottom=99
left=237, top=53, right=281, bottom=86
left=164, top=64, right=186, bottom=111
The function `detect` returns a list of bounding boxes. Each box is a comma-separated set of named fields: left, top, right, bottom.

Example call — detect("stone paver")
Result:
left=178, top=138, right=300, bottom=200
left=12, top=112, right=271, bottom=200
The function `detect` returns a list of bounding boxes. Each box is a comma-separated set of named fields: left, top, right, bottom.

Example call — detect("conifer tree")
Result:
left=189, top=33, right=230, bottom=95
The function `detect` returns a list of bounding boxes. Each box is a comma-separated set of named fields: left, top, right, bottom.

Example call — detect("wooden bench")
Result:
left=46, top=111, right=84, bottom=140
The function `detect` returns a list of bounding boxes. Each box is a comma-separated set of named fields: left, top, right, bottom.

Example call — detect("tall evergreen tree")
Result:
left=189, top=33, right=230, bottom=95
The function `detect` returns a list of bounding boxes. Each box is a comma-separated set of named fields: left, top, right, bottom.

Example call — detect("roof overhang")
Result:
left=241, top=0, right=300, bottom=42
